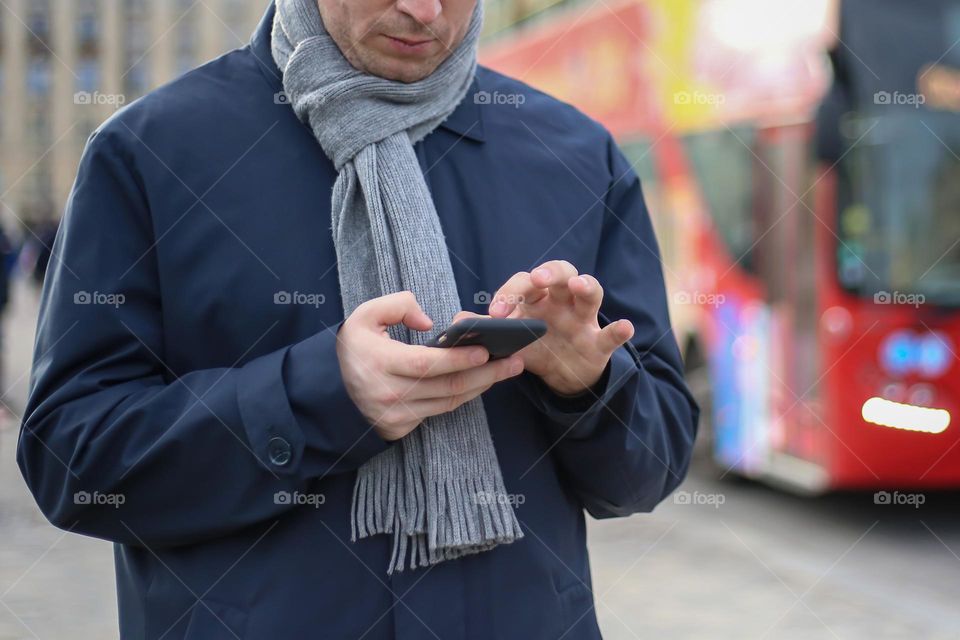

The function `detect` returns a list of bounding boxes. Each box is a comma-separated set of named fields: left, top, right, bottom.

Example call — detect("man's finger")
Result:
left=409, top=356, right=523, bottom=400
left=489, top=271, right=547, bottom=317
left=569, top=274, right=603, bottom=321
left=531, top=260, right=578, bottom=304
left=407, top=383, right=496, bottom=419
left=383, top=342, right=490, bottom=378
left=452, top=310, right=485, bottom=323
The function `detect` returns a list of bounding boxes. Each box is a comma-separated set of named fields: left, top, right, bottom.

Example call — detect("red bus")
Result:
left=482, top=0, right=960, bottom=492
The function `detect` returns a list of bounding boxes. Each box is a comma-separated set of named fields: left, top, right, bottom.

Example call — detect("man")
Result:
left=18, top=0, right=698, bottom=638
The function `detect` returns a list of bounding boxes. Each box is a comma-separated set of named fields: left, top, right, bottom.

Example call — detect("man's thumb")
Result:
left=359, top=291, right=433, bottom=332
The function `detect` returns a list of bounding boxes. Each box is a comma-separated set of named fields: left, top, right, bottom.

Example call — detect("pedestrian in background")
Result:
left=16, top=220, right=57, bottom=289
left=0, top=220, right=14, bottom=424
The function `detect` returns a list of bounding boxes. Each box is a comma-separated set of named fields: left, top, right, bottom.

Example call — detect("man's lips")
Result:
left=382, top=34, right=436, bottom=54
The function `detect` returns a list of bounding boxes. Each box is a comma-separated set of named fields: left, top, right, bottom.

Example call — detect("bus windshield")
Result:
left=836, top=109, right=960, bottom=306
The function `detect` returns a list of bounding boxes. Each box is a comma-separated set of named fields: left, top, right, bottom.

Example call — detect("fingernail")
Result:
left=510, top=358, right=523, bottom=375
left=533, top=268, right=550, bottom=280
left=471, top=349, right=488, bottom=365
left=577, top=276, right=590, bottom=289
left=490, top=301, right=508, bottom=315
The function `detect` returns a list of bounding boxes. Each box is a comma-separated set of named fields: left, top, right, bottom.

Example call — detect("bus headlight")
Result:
left=861, top=397, right=951, bottom=434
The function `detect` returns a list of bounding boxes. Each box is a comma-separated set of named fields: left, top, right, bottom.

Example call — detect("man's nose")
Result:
left=396, top=0, right=442, bottom=25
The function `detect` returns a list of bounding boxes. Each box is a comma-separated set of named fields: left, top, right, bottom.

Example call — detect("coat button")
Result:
left=268, top=436, right=292, bottom=466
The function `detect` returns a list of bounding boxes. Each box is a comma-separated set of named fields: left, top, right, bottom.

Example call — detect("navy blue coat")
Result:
left=18, top=3, right=697, bottom=639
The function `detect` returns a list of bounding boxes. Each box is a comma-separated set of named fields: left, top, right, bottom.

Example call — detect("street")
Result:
left=1, top=282, right=958, bottom=639
left=589, top=470, right=960, bottom=639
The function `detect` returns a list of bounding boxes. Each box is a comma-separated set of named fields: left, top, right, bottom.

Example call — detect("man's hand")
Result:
left=336, top=291, right=525, bottom=441
left=485, top=260, right=634, bottom=396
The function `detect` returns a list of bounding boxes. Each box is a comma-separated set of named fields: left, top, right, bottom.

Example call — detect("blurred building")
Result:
left=0, top=0, right=263, bottom=229
left=0, top=0, right=591, bottom=231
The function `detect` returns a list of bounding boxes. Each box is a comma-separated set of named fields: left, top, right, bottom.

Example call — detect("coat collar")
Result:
left=249, top=2, right=485, bottom=142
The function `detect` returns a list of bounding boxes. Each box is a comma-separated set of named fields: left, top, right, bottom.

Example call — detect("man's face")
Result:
left=317, top=0, right=477, bottom=83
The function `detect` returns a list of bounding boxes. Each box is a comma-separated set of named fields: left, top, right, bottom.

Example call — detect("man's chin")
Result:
left=366, top=56, right=442, bottom=84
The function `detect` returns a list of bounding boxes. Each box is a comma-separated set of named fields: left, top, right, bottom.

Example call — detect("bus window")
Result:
left=837, top=111, right=960, bottom=306
left=682, top=127, right=758, bottom=272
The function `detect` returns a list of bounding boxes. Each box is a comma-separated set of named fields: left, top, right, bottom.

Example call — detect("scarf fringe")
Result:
left=352, top=463, right=525, bottom=574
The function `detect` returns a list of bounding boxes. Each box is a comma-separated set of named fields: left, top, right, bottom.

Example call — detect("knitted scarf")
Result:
left=270, top=0, right=523, bottom=573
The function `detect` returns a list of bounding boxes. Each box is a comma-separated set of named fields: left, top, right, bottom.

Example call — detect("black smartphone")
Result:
left=426, top=318, right=547, bottom=359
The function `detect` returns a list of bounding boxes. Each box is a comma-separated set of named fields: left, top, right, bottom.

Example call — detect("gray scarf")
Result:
left=270, top=0, right=522, bottom=573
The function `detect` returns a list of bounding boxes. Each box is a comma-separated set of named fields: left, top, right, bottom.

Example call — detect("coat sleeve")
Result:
left=17, top=128, right=390, bottom=548
left=517, top=135, right=699, bottom=518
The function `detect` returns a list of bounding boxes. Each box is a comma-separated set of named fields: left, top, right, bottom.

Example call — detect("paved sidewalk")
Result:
left=1, top=280, right=118, bottom=640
